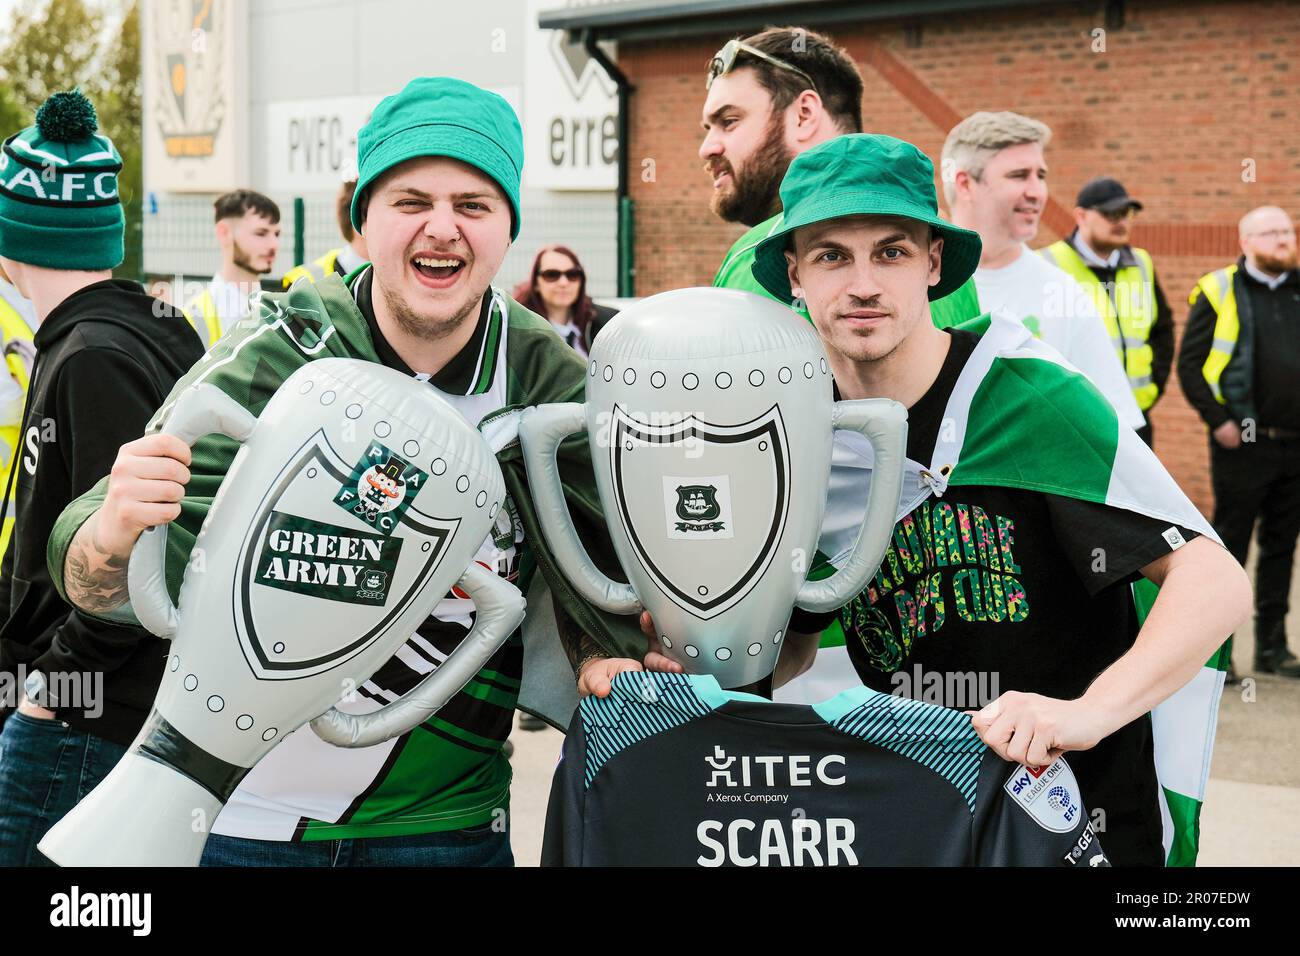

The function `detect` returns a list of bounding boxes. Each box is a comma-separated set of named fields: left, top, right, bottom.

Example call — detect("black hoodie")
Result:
left=0, top=279, right=204, bottom=745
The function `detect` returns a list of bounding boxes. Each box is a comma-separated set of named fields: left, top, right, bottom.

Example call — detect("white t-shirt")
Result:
left=208, top=274, right=258, bottom=332
left=973, top=245, right=1145, bottom=430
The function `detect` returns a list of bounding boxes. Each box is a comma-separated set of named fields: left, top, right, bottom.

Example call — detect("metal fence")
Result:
left=142, top=190, right=620, bottom=303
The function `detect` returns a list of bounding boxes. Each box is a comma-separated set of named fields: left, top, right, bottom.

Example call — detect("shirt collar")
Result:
left=336, top=245, right=366, bottom=277
left=210, top=273, right=257, bottom=317
left=1243, top=258, right=1292, bottom=290
left=1069, top=229, right=1132, bottom=269
left=350, top=266, right=501, bottom=395
left=549, top=319, right=587, bottom=357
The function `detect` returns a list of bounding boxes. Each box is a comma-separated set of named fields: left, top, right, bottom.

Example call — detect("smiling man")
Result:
left=942, top=112, right=1145, bottom=433
left=748, top=134, right=1249, bottom=865
left=44, top=77, right=643, bottom=867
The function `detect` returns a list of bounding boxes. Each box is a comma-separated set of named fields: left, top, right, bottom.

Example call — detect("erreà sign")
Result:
left=526, top=0, right=618, bottom=191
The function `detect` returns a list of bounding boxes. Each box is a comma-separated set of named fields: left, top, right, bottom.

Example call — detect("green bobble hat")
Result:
left=752, top=133, right=982, bottom=303
left=351, top=77, right=524, bottom=240
left=0, top=89, right=124, bottom=270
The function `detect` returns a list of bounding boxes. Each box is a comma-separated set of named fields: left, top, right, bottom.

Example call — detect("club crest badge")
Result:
left=665, top=479, right=732, bottom=536
left=333, top=442, right=428, bottom=535
left=610, top=406, right=789, bottom=619
left=675, top=484, right=722, bottom=525
left=237, top=430, right=460, bottom=679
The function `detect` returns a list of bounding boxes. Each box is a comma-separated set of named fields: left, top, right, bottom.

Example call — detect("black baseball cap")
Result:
left=1076, top=177, right=1143, bottom=213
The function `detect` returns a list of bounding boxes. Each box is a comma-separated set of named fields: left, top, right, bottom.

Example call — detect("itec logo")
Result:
left=1005, top=759, right=1081, bottom=833
left=697, top=746, right=857, bottom=867
left=705, top=746, right=846, bottom=789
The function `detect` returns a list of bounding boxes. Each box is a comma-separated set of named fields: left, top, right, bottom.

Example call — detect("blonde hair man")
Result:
left=942, top=111, right=1144, bottom=432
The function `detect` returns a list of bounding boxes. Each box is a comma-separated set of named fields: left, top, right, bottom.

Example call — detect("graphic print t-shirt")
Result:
left=835, top=328, right=1198, bottom=866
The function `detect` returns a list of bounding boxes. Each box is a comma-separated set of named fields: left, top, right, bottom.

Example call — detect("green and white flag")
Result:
left=806, top=311, right=1225, bottom=866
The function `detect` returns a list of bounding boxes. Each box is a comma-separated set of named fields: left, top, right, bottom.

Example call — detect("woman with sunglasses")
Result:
left=512, top=245, right=614, bottom=358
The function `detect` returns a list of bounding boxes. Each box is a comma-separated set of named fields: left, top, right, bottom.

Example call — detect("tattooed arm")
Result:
left=64, top=510, right=135, bottom=613
left=62, top=433, right=192, bottom=615
left=548, top=600, right=680, bottom=699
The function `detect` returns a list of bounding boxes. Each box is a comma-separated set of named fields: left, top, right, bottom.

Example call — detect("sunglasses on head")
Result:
left=707, top=39, right=818, bottom=93
left=539, top=268, right=583, bottom=282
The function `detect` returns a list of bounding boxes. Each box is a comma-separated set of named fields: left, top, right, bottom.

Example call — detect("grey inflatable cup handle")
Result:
left=127, top=385, right=259, bottom=639
left=310, top=561, right=527, bottom=748
left=517, top=403, right=641, bottom=614
left=795, top=398, right=909, bottom=614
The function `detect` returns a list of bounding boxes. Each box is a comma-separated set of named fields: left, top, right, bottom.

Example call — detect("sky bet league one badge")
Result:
left=39, top=360, right=526, bottom=867
left=519, top=288, right=908, bottom=689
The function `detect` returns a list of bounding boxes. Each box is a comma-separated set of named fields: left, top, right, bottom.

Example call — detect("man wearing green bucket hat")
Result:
left=703, top=26, right=983, bottom=328
left=699, top=27, right=987, bottom=710
left=47, top=77, right=647, bottom=867
left=751, top=133, right=1250, bottom=866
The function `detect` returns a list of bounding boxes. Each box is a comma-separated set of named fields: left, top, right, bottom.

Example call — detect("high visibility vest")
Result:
left=182, top=288, right=224, bottom=350
left=0, top=296, right=35, bottom=560
left=1189, top=264, right=1240, bottom=405
left=1041, top=240, right=1160, bottom=411
left=282, top=248, right=343, bottom=289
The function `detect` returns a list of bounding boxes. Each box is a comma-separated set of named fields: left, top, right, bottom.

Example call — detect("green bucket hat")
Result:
left=351, top=77, right=524, bottom=239
left=0, top=89, right=124, bottom=270
left=752, top=133, right=981, bottom=303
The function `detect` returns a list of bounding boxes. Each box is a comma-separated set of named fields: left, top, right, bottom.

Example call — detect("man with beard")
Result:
left=703, top=27, right=981, bottom=326
left=183, top=189, right=282, bottom=348
left=1041, top=178, right=1175, bottom=448
left=700, top=27, right=981, bottom=704
left=1178, top=205, right=1300, bottom=678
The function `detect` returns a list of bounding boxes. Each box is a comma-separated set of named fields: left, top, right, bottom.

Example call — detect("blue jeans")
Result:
left=200, top=822, right=514, bottom=867
left=0, top=711, right=129, bottom=867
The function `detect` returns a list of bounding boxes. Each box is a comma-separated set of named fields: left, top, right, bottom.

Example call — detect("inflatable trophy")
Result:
left=520, top=287, right=906, bottom=688
left=40, top=359, right=525, bottom=866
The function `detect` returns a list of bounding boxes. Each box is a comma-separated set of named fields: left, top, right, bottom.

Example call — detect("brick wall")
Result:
left=615, top=0, right=1300, bottom=514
